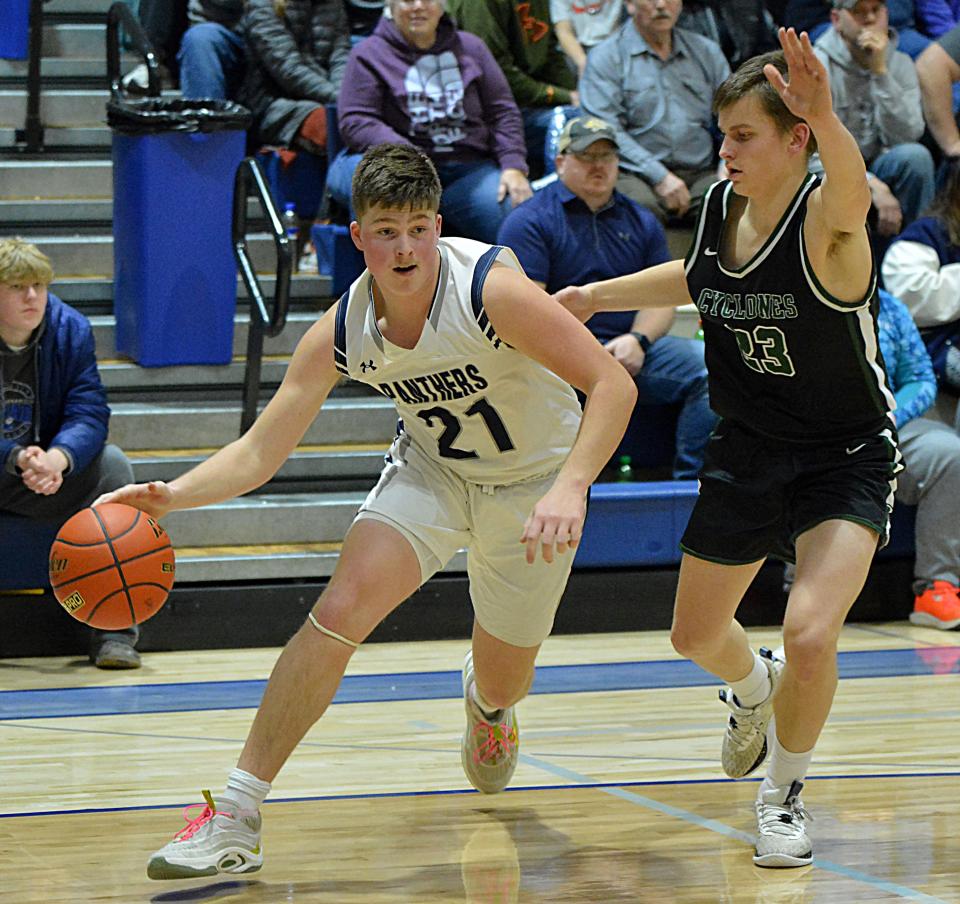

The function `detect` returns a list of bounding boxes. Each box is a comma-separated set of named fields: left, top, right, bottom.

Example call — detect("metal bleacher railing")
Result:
left=15, top=0, right=48, bottom=151
left=232, top=157, right=292, bottom=436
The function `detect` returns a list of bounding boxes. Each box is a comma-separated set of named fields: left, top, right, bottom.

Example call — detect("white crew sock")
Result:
left=221, top=768, right=271, bottom=813
left=760, top=731, right=814, bottom=798
left=471, top=682, right=502, bottom=719
left=728, top=652, right=772, bottom=708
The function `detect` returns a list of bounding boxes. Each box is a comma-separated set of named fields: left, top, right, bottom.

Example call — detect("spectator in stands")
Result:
left=814, top=0, right=935, bottom=241
left=0, top=239, right=140, bottom=669
left=551, top=0, right=626, bottom=77
left=881, top=156, right=960, bottom=397
left=915, top=0, right=960, bottom=38
left=178, top=0, right=246, bottom=100
left=240, top=0, right=350, bottom=154
left=122, top=0, right=188, bottom=92
left=678, top=0, right=779, bottom=71
left=916, top=22, right=960, bottom=159
left=497, top=116, right=716, bottom=479
left=446, top=0, right=579, bottom=177
left=876, top=288, right=960, bottom=628
left=578, top=0, right=730, bottom=223
left=784, top=0, right=929, bottom=53
left=327, top=0, right=532, bottom=243
left=343, top=0, right=385, bottom=44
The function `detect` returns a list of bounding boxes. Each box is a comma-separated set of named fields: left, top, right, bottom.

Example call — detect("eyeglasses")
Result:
left=568, top=150, right=618, bottom=164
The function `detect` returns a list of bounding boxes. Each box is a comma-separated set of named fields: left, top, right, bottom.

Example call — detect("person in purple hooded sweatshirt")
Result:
left=325, top=0, right=532, bottom=243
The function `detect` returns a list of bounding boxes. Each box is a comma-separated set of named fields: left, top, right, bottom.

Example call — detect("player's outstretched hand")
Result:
left=94, top=481, right=175, bottom=519
left=764, top=27, right=832, bottom=124
left=520, top=484, right=587, bottom=565
left=552, top=285, right=594, bottom=324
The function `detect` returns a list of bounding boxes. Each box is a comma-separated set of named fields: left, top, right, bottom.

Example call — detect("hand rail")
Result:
left=105, top=1, right=161, bottom=100
left=14, top=0, right=48, bottom=152
left=232, top=157, right=293, bottom=436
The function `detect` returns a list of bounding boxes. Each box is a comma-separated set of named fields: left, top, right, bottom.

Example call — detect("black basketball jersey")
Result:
left=684, top=175, right=895, bottom=444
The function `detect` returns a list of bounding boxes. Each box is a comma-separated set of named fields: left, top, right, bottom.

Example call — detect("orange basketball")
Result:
left=48, top=503, right=175, bottom=630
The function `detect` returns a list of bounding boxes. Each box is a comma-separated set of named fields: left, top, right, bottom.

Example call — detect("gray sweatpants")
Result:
left=896, top=414, right=960, bottom=589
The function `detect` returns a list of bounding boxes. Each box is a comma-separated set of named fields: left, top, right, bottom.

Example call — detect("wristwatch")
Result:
left=630, top=332, right=651, bottom=353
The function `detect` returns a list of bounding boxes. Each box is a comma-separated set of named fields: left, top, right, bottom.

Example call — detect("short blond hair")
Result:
left=0, top=238, right=54, bottom=286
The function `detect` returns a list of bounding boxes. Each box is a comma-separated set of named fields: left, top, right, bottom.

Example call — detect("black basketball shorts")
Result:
left=680, top=419, right=902, bottom=565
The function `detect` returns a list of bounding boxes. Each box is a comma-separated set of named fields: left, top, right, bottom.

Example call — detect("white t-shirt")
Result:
left=549, top=0, right=625, bottom=48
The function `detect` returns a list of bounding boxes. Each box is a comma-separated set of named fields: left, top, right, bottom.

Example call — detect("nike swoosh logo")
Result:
left=704, top=248, right=718, bottom=256
left=845, top=443, right=866, bottom=455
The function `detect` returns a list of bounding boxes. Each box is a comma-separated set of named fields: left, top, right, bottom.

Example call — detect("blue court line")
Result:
left=1, top=646, right=958, bottom=721
left=520, top=754, right=951, bottom=904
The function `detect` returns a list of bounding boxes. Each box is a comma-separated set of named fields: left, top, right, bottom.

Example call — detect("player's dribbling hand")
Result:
left=552, top=285, right=594, bottom=323
left=520, top=486, right=586, bottom=565
left=94, top=480, right=175, bottom=519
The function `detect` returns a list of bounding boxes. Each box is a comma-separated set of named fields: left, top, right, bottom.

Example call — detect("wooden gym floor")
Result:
left=1, top=623, right=958, bottom=902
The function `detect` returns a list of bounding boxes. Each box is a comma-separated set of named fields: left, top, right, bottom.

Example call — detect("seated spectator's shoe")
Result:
left=754, top=780, right=813, bottom=868
left=720, top=646, right=784, bottom=778
left=461, top=651, right=519, bottom=794
left=910, top=581, right=960, bottom=630
left=148, top=791, right=262, bottom=880
left=92, top=637, right=141, bottom=670
left=121, top=63, right=151, bottom=95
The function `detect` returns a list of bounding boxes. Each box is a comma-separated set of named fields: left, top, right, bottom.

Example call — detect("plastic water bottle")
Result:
left=695, top=320, right=704, bottom=341
left=282, top=202, right=299, bottom=274
left=616, top=454, right=634, bottom=482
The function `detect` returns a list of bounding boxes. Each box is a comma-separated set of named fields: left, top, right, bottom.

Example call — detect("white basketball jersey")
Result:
left=333, top=237, right=582, bottom=484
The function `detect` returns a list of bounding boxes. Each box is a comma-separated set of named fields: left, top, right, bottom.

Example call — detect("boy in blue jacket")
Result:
left=0, top=238, right=140, bottom=667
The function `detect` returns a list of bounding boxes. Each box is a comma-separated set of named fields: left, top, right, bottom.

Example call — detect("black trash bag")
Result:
left=107, top=97, right=252, bottom=135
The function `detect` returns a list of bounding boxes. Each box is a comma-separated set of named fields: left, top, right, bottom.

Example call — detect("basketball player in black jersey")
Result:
left=556, top=28, right=901, bottom=868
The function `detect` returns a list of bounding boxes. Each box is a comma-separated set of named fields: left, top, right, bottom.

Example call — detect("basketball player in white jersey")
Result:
left=99, top=143, right=637, bottom=880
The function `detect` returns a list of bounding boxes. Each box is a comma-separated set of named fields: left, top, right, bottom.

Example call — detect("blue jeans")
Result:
left=871, top=143, right=936, bottom=228
left=177, top=23, right=245, bottom=100
left=522, top=105, right=578, bottom=178
left=634, top=335, right=717, bottom=479
left=327, top=151, right=513, bottom=243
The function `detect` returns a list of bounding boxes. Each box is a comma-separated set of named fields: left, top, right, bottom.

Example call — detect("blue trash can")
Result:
left=0, top=0, right=30, bottom=60
left=109, top=99, right=250, bottom=366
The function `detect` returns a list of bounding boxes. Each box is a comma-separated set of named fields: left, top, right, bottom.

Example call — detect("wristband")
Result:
left=630, top=332, right=651, bottom=353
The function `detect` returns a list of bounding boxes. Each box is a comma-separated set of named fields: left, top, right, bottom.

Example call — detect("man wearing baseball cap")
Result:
left=498, top=116, right=716, bottom=480
left=813, top=0, right=934, bottom=239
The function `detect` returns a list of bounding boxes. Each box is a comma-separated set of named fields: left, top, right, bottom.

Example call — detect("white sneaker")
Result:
left=754, top=780, right=813, bottom=868
left=121, top=63, right=150, bottom=95
left=147, top=791, right=263, bottom=880
left=461, top=651, right=519, bottom=794
left=720, top=646, right=785, bottom=778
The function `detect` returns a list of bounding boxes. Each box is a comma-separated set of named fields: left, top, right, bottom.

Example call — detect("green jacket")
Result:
left=446, top=0, right=576, bottom=107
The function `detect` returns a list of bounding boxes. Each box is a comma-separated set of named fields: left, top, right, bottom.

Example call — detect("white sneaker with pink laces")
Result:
left=147, top=790, right=263, bottom=880
left=461, top=651, right=519, bottom=794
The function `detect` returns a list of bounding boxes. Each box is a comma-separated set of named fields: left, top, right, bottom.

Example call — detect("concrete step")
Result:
left=0, top=57, right=133, bottom=83
left=45, top=0, right=114, bottom=13
left=174, top=541, right=467, bottom=583
left=128, top=443, right=387, bottom=485
left=39, top=23, right=111, bottom=59
left=52, top=273, right=330, bottom=306
left=0, top=158, right=111, bottom=198
left=108, top=397, right=397, bottom=450
left=0, top=195, right=299, bottom=228
left=8, top=232, right=283, bottom=277
left=0, top=88, right=180, bottom=129
left=90, top=310, right=316, bottom=360
left=163, top=492, right=364, bottom=546
left=0, top=124, right=111, bottom=149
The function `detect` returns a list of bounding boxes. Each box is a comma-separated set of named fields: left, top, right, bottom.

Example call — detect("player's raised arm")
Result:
left=553, top=258, right=692, bottom=324
left=765, top=27, right=871, bottom=236
left=482, top=265, right=637, bottom=564
left=96, top=305, right=344, bottom=518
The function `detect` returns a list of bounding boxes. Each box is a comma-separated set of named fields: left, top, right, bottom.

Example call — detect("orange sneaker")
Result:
left=910, top=581, right=960, bottom=630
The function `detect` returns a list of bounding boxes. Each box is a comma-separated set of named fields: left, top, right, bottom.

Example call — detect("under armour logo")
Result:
left=360, top=359, right=377, bottom=373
